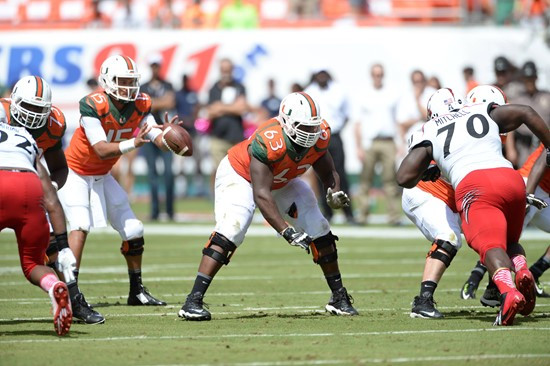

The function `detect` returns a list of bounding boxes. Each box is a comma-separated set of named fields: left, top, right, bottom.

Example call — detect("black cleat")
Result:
left=480, top=284, right=501, bottom=308
left=127, top=285, right=167, bottom=306
left=178, top=292, right=211, bottom=321
left=410, top=295, right=443, bottom=319
left=72, top=293, right=105, bottom=324
left=534, top=279, right=550, bottom=298
left=460, top=280, right=479, bottom=300
left=325, top=287, right=359, bottom=316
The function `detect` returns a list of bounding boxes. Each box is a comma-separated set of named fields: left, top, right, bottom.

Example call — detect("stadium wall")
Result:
left=2, top=27, right=548, bottom=174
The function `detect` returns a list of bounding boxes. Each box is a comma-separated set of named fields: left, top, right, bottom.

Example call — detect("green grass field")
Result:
left=1, top=226, right=549, bottom=366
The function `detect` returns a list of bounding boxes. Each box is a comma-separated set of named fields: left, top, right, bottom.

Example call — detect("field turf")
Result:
left=0, top=225, right=549, bottom=365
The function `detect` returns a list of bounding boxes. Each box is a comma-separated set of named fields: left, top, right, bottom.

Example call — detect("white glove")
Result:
left=280, top=227, right=312, bottom=254
left=56, top=248, right=77, bottom=283
left=326, top=188, right=350, bottom=209
left=526, top=193, right=548, bottom=210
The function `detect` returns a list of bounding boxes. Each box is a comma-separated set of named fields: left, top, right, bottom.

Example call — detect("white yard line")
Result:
left=0, top=327, right=549, bottom=344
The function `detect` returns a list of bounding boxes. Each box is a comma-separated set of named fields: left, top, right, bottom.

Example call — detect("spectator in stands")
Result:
left=506, top=60, right=550, bottom=167
left=260, top=79, right=282, bottom=119
left=354, top=64, right=401, bottom=226
left=175, top=74, right=206, bottom=197
left=111, top=0, right=151, bottom=28
left=219, top=0, right=259, bottom=29
left=141, top=53, right=176, bottom=221
left=350, top=0, right=368, bottom=17
left=305, top=69, right=356, bottom=224
left=152, top=0, right=181, bottom=28
left=289, top=0, right=319, bottom=18
left=463, top=66, right=479, bottom=94
left=86, top=0, right=109, bottom=28
left=397, top=70, right=436, bottom=157
left=207, top=58, right=248, bottom=188
left=495, top=0, right=516, bottom=24
left=291, top=82, right=304, bottom=93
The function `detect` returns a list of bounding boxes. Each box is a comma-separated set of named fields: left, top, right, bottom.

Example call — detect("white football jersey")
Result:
left=409, top=103, right=512, bottom=188
left=0, top=122, right=38, bottom=173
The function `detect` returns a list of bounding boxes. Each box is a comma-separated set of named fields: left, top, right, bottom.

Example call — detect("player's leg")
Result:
left=275, top=178, right=357, bottom=316
left=104, top=174, right=165, bottom=306
left=461, top=260, right=487, bottom=300
left=57, top=169, right=105, bottom=324
left=402, top=187, right=461, bottom=318
left=9, top=172, right=72, bottom=335
left=179, top=156, right=255, bottom=321
left=457, top=169, right=526, bottom=326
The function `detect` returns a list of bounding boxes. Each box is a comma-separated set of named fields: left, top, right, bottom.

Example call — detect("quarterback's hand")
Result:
left=281, top=227, right=312, bottom=254
left=56, top=248, right=77, bottom=282
left=526, top=193, right=548, bottom=210
left=326, top=188, right=351, bottom=209
left=163, top=111, right=184, bottom=127
left=135, top=124, right=152, bottom=148
left=421, top=164, right=441, bottom=182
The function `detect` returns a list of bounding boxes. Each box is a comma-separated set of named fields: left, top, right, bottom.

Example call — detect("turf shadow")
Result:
left=0, top=329, right=88, bottom=337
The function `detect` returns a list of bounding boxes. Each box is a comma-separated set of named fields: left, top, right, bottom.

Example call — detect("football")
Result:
left=161, top=124, right=193, bottom=156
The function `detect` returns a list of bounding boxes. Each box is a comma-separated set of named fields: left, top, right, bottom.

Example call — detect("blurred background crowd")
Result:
left=2, top=0, right=549, bottom=225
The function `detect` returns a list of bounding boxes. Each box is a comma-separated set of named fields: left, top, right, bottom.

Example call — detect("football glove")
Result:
left=56, top=248, right=77, bottom=282
left=326, top=188, right=351, bottom=209
left=546, top=147, right=550, bottom=167
left=421, top=164, right=441, bottom=182
left=281, top=227, right=312, bottom=254
left=526, top=193, right=548, bottom=210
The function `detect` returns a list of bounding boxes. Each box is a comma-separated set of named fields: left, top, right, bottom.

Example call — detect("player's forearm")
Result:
left=93, top=140, right=135, bottom=159
left=526, top=151, right=547, bottom=194
left=524, top=108, right=550, bottom=149
left=254, top=190, right=288, bottom=233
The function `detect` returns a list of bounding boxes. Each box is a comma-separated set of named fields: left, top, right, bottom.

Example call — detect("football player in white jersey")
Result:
left=0, top=121, right=76, bottom=335
left=397, top=88, right=550, bottom=326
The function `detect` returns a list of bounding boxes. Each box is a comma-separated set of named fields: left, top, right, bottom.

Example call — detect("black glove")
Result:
left=421, top=164, right=441, bottom=182
left=526, top=193, right=548, bottom=210
left=546, top=147, right=550, bottom=167
left=281, top=227, right=312, bottom=254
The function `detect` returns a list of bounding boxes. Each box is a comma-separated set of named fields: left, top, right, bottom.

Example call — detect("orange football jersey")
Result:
left=417, top=179, right=457, bottom=212
left=228, top=118, right=331, bottom=190
left=65, top=91, right=151, bottom=176
left=518, top=144, right=550, bottom=193
left=1, top=98, right=66, bottom=153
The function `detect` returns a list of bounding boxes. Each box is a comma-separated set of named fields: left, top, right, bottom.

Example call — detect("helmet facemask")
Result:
left=280, top=114, right=322, bottom=148
left=10, top=94, right=51, bottom=129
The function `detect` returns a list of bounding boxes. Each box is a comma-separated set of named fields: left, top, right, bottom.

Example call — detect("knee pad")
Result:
left=427, top=239, right=458, bottom=268
left=310, top=232, right=339, bottom=265
left=121, top=237, right=144, bottom=256
left=203, top=232, right=237, bottom=265
left=123, top=219, right=144, bottom=240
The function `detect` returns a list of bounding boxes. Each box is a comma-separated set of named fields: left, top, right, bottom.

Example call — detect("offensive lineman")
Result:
left=58, top=55, right=175, bottom=321
left=397, top=88, right=550, bottom=325
left=178, top=92, right=358, bottom=321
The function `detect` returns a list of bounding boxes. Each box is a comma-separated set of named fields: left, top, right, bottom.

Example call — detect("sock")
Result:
left=128, top=269, right=142, bottom=293
left=39, top=273, right=59, bottom=292
left=325, top=273, right=343, bottom=292
left=511, top=255, right=528, bottom=272
left=191, top=272, right=212, bottom=295
left=468, top=261, right=487, bottom=283
left=73, top=269, right=79, bottom=283
left=420, top=280, right=437, bottom=298
left=492, top=268, right=516, bottom=294
left=529, top=255, right=550, bottom=280
left=67, top=281, right=80, bottom=300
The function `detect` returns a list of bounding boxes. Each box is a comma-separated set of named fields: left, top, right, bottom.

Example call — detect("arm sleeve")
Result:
left=140, top=113, right=162, bottom=141
left=81, top=116, right=107, bottom=146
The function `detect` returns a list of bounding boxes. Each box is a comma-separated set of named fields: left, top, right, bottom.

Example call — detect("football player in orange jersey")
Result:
left=58, top=55, right=175, bottom=324
left=178, top=92, right=358, bottom=321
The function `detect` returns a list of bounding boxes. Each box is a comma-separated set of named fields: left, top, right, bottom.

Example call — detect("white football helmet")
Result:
left=98, top=55, right=140, bottom=102
left=466, top=85, right=507, bottom=105
left=10, top=76, right=52, bottom=129
left=278, top=92, right=323, bottom=148
left=426, top=88, right=463, bottom=120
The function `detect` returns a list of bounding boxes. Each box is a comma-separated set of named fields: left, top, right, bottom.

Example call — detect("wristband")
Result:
left=55, top=232, right=69, bottom=250
left=119, top=138, right=136, bottom=154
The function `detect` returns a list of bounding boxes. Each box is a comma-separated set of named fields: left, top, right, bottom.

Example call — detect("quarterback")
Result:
left=58, top=55, right=171, bottom=323
left=179, top=92, right=358, bottom=321
left=397, top=88, right=550, bottom=325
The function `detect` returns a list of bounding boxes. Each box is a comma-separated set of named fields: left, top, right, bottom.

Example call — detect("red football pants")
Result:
left=0, top=171, right=49, bottom=279
left=455, top=168, right=526, bottom=264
